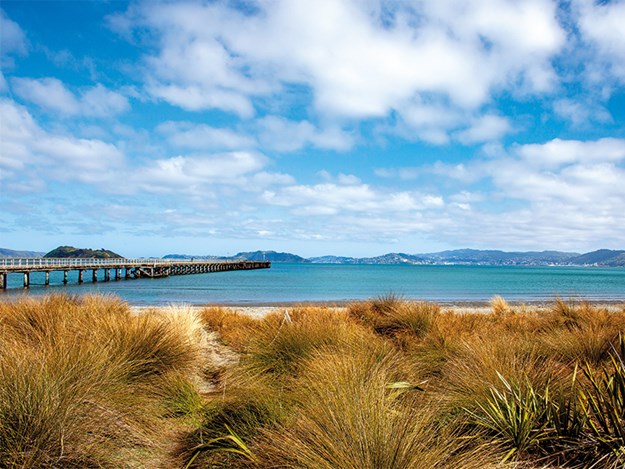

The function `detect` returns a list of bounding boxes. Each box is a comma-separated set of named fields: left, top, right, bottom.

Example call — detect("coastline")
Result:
left=131, top=299, right=625, bottom=318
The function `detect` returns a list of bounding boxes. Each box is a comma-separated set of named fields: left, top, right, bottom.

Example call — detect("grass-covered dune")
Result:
left=1, top=294, right=625, bottom=468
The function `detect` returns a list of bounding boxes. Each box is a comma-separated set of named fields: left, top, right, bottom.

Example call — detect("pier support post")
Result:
left=125, top=268, right=131, bottom=279
left=105, top=269, right=110, bottom=281
left=23, top=272, right=30, bottom=288
left=45, top=271, right=50, bottom=285
left=115, top=269, right=121, bottom=280
left=63, top=270, right=68, bottom=284
left=92, top=270, right=98, bottom=282
left=0, top=273, right=6, bottom=290
left=78, top=270, right=84, bottom=284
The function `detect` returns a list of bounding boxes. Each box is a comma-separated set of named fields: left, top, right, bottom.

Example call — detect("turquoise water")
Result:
left=1, top=263, right=625, bottom=306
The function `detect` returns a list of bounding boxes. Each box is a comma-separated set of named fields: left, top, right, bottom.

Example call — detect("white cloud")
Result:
left=158, top=121, right=255, bottom=150
left=366, top=137, right=625, bottom=249
left=455, top=114, right=512, bottom=144
left=81, top=84, right=130, bottom=117
left=256, top=116, right=355, bottom=152
left=576, top=0, right=625, bottom=81
left=553, top=98, right=612, bottom=127
left=262, top=182, right=443, bottom=216
left=0, top=9, right=27, bottom=66
left=133, top=151, right=280, bottom=195
left=147, top=83, right=255, bottom=117
left=12, top=77, right=79, bottom=114
left=116, top=0, right=565, bottom=125
left=0, top=99, right=124, bottom=185
left=12, top=77, right=129, bottom=117
left=516, top=138, right=625, bottom=169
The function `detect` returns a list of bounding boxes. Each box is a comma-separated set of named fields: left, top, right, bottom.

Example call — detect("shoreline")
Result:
left=128, top=298, right=625, bottom=308
left=131, top=299, right=625, bottom=318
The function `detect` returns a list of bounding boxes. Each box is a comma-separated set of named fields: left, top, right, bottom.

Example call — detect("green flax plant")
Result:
left=581, top=336, right=625, bottom=467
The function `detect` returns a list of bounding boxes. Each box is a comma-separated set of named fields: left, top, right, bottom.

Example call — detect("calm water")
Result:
left=1, top=263, right=625, bottom=306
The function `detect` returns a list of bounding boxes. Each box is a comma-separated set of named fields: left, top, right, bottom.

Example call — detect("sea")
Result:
left=1, top=263, right=625, bottom=306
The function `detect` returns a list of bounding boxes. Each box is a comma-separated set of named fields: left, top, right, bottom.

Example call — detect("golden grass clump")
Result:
left=0, top=294, right=208, bottom=468
left=256, top=341, right=496, bottom=469
left=440, top=333, right=566, bottom=414
left=200, top=306, right=260, bottom=351
left=178, top=369, right=289, bottom=468
left=536, top=300, right=625, bottom=366
left=243, top=306, right=369, bottom=376
left=3, top=294, right=625, bottom=468
left=490, top=295, right=511, bottom=317
left=348, top=295, right=441, bottom=342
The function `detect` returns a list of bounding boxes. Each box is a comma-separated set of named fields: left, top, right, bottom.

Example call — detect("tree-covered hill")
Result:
left=43, top=246, right=124, bottom=259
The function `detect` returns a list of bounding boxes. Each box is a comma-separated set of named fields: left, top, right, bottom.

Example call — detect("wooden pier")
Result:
left=0, top=258, right=271, bottom=290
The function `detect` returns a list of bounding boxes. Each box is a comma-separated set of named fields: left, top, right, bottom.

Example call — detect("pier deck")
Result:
left=0, top=258, right=271, bottom=289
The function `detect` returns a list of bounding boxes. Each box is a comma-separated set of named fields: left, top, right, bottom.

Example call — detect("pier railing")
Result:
left=0, top=258, right=242, bottom=270
left=0, top=258, right=270, bottom=289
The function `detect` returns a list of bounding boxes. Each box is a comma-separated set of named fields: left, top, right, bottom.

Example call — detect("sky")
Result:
left=1, top=0, right=625, bottom=258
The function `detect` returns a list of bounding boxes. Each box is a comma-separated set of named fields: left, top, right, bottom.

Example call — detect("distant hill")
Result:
left=0, top=248, right=44, bottom=258
left=164, top=248, right=625, bottom=266
left=425, top=249, right=580, bottom=265
left=233, top=250, right=309, bottom=263
left=44, top=246, right=124, bottom=259
left=164, top=250, right=308, bottom=263
left=569, top=249, right=625, bottom=266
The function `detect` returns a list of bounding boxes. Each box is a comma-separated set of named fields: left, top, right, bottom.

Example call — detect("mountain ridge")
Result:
left=2, top=247, right=624, bottom=266
left=163, top=249, right=625, bottom=267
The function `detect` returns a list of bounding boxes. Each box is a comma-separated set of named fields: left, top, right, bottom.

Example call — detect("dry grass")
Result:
left=3, top=294, right=625, bottom=468
left=536, top=300, right=625, bottom=367
left=242, top=306, right=370, bottom=376
left=0, top=294, right=208, bottom=468
left=491, top=294, right=511, bottom=317
left=256, top=341, right=497, bottom=468
left=347, top=295, right=441, bottom=347
left=200, top=306, right=260, bottom=351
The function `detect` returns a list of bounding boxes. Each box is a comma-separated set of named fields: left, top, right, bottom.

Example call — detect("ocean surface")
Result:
left=1, top=263, right=625, bottom=306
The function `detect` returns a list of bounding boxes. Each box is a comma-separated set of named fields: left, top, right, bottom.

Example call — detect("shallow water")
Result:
left=1, top=263, right=624, bottom=306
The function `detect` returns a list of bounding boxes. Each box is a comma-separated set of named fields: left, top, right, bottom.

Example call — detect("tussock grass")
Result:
left=491, top=294, right=512, bottom=317
left=537, top=301, right=625, bottom=366
left=177, top=369, right=289, bottom=468
left=439, top=334, right=567, bottom=429
left=243, top=306, right=369, bottom=376
left=0, top=294, right=208, bottom=468
left=3, top=294, right=625, bottom=468
left=200, top=306, right=259, bottom=351
left=257, top=342, right=495, bottom=468
left=348, top=295, right=441, bottom=342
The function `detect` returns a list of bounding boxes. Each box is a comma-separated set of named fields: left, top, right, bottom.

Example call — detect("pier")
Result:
left=0, top=258, right=271, bottom=290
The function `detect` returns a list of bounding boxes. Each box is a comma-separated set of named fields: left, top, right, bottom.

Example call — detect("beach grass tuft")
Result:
left=2, top=294, right=625, bottom=467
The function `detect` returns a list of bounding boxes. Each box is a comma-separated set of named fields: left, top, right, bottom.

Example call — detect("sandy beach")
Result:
left=130, top=299, right=625, bottom=318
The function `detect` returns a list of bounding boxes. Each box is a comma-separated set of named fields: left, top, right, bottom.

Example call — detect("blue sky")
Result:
left=1, top=0, right=625, bottom=258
